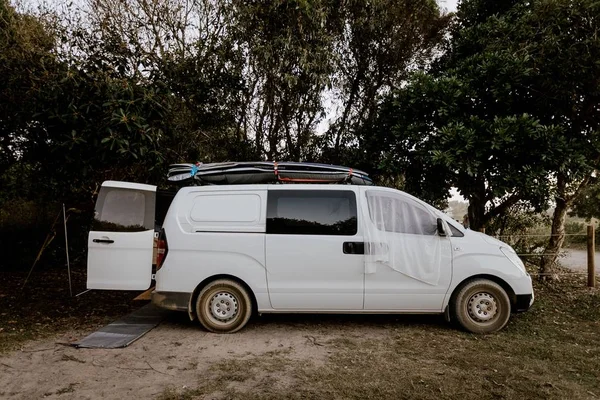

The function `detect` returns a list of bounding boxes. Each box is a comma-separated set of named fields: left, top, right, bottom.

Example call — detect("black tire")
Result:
left=452, top=279, right=511, bottom=334
left=195, top=279, right=252, bottom=333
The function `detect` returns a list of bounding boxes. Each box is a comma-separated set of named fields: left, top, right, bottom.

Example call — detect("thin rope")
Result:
left=529, top=272, right=598, bottom=276
left=494, top=233, right=588, bottom=238
left=517, top=253, right=562, bottom=256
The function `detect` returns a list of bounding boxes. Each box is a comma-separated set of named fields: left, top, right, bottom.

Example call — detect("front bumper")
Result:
left=514, top=292, right=534, bottom=312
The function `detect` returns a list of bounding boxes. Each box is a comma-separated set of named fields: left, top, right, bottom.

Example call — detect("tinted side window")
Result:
left=93, top=187, right=155, bottom=232
left=367, top=193, right=436, bottom=235
left=267, top=190, right=357, bottom=235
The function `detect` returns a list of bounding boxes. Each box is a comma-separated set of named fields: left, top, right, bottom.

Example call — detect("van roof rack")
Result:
left=167, top=161, right=373, bottom=186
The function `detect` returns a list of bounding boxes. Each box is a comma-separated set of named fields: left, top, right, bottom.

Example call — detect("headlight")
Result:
left=500, top=247, right=526, bottom=273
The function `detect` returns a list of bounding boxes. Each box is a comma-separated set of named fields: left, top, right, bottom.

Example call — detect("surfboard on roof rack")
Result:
left=167, top=161, right=373, bottom=186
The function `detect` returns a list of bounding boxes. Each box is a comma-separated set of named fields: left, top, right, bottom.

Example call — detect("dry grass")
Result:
left=159, top=276, right=600, bottom=400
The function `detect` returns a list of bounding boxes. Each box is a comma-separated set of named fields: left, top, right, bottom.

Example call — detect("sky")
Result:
left=439, top=0, right=459, bottom=13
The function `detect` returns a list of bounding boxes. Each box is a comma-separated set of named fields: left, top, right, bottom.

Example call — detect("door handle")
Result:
left=93, top=239, right=114, bottom=244
left=343, top=242, right=365, bottom=255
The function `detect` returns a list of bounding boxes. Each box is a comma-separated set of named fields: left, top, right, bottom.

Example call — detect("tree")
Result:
left=569, top=179, right=600, bottom=221
left=518, top=0, right=600, bottom=275
left=369, top=0, right=600, bottom=244
left=368, top=67, right=559, bottom=217
left=226, top=0, right=340, bottom=161
left=323, top=0, right=450, bottom=165
left=0, top=0, right=59, bottom=181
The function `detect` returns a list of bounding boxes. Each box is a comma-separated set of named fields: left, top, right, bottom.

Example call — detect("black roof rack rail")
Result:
left=167, top=161, right=373, bottom=186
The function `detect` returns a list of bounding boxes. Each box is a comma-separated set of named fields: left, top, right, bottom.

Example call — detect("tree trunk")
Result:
left=467, top=180, right=487, bottom=231
left=468, top=196, right=486, bottom=232
left=540, top=175, right=569, bottom=279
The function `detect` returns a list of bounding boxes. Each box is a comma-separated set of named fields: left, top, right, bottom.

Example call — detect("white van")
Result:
left=88, top=181, right=534, bottom=334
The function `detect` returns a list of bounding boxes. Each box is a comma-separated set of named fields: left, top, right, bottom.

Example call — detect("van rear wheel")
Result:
left=452, top=279, right=511, bottom=334
left=196, top=279, right=252, bottom=333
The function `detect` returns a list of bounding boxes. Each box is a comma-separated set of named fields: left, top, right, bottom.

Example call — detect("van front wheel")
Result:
left=452, top=279, right=511, bottom=334
left=196, top=279, right=252, bottom=333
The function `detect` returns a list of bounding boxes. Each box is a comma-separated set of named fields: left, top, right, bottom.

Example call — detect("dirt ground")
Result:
left=1, top=267, right=600, bottom=400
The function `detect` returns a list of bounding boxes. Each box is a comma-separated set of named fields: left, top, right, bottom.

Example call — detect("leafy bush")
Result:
left=485, top=203, right=550, bottom=267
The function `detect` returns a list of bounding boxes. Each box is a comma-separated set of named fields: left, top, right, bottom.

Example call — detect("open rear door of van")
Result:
left=87, top=181, right=157, bottom=290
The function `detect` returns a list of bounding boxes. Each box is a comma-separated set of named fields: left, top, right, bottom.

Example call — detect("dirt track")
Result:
left=0, top=312, right=418, bottom=399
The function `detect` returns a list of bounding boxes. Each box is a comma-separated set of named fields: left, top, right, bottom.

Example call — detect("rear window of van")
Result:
left=93, top=187, right=155, bottom=232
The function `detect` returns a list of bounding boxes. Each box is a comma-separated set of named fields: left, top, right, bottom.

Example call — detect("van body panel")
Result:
left=264, top=186, right=364, bottom=310
left=155, top=187, right=271, bottom=309
left=359, top=187, right=453, bottom=311
left=440, top=229, right=533, bottom=309
left=265, top=234, right=365, bottom=309
left=100, top=180, right=157, bottom=192
left=178, top=189, right=266, bottom=233
left=87, top=229, right=155, bottom=290
left=154, top=233, right=267, bottom=292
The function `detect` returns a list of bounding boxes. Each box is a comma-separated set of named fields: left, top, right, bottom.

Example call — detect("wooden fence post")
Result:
left=587, top=225, right=596, bottom=288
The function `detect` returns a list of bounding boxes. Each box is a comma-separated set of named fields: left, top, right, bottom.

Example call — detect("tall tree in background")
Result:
left=368, top=0, right=560, bottom=214
left=0, top=0, right=59, bottom=186
left=370, top=0, right=600, bottom=249
left=570, top=179, right=600, bottom=221
left=324, top=0, right=449, bottom=165
left=86, top=0, right=251, bottom=163
left=229, top=0, right=338, bottom=161
left=522, top=0, right=600, bottom=276
left=1, top=0, right=449, bottom=203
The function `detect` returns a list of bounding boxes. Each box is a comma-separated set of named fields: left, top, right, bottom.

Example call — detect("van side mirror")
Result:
left=437, top=218, right=446, bottom=237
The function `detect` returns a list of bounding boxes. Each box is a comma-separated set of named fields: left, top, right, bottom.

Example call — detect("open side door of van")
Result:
left=87, top=181, right=157, bottom=290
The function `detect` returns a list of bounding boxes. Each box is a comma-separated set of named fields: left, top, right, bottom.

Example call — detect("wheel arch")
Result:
left=448, top=274, right=517, bottom=314
left=187, top=274, right=258, bottom=321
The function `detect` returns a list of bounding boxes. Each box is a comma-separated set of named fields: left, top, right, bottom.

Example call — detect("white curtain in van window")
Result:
left=364, top=192, right=442, bottom=286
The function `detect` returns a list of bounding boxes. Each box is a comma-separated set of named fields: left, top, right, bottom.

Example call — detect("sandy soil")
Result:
left=0, top=312, right=408, bottom=399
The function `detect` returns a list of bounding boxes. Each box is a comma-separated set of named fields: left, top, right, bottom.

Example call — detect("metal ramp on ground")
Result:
left=73, top=303, right=171, bottom=349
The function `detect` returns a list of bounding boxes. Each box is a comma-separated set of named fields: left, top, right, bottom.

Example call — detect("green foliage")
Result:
left=485, top=203, right=550, bottom=265
left=0, top=0, right=58, bottom=177
left=322, top=0, right=450, bottom=163
left=369, top=0, right=600, bottom=229
left=0, top=0, right=450, bottom=271
left=570, top=179, right=600, bottom=221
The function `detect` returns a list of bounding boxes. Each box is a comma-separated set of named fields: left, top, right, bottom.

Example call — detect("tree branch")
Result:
left=484, top=193, right=520, bottom=223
